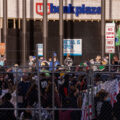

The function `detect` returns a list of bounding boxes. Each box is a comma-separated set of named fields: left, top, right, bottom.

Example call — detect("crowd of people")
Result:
left=0, top=54, right=119, bottom=120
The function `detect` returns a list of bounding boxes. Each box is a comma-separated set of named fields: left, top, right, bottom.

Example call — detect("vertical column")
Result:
left=13, top=19, right=16, bottom=29
left=109, top=0, right=112, bottom=20
left=36, top=44, right=41, bottom=120
left=0, top=28, right=1, bottom=44
left=59, top=0, right=63, bottom=65
left=0, top=23, right=1, bottom=57
left=43, top=0, right=47, bottom=59
left=101, top=0, right=106, bottom=58
left=3, top=0, right=7, bottom=58
left=22, top=0, right=27, bottom=66
left=52, top=52, right=55, bottom=120
left=0, top=19, right=2, bottom=43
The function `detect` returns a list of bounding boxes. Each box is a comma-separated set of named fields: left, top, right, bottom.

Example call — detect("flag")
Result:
left=115, top=27, right=120, bottom=46
left=81, top=91, right=93, bottom=120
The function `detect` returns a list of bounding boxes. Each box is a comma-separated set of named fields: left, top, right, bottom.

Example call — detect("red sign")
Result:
left=36, top=3, right=51, bottom=16
left=105, top=23, right=115, bottom=53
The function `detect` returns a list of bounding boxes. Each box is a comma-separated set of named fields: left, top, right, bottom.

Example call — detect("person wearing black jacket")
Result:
left=113, top=93, right=120, bottom=120
left=98, top=92, right=113, bottom=120
left=0, top=93, right=16, bottom=120
left=17, top=74, right=31, bottom=116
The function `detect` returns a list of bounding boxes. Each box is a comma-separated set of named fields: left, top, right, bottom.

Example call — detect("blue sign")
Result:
left=50, top=4, right=101, bottom=16
left=36, top=3, right=101, bottom=17
left=64, top=39, right=82, bottom=56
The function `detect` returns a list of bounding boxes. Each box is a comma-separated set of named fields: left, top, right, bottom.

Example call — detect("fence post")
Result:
left=15, top=67, right=18, bottom=119
left=91, top=70, right=95, bottom=119
left=109, top=54, right=111, bottom=72
left=52, top=51, right=55, bottom=120
left=87, top=69, right=95, bottom=120
left=87, top=70, right=90, bottom=120
left=36, top=44, right=41, bottom=120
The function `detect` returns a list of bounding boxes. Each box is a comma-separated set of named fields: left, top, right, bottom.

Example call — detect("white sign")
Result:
left=64, top=39, right=82, bottom=56
left=105, top=23, right=115, bottom=53
left=37, top=44, right=43, bottom=56
left=0, top=0, right=101, bottom=20
left=1, top=0, right=120, bottom=20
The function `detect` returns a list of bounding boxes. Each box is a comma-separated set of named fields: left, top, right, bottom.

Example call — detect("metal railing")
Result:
left=0, top=63, right=120, bottom=120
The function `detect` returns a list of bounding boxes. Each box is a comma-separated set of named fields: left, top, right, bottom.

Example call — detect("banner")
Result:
left=0, top=43, right=5, bottom=55
left=115, top=27, right=120, bottom=46
left=63, top=39, right=82, bottom=56
left=105, top=23, right=115, bottom=53
left=100, top=79, right=119, bottom=106
left=37, top=44, right=43, bottom=57
left=81, top=79, right=120, bottom=120
left=1, top=0, right=120, bottom=20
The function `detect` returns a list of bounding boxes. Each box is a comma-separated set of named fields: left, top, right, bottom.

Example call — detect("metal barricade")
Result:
left=1, top=63, right=120, bottom=120
left=0, top=64, right=92, bottom=120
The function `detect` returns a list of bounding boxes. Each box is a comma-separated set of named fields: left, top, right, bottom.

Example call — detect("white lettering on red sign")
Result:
left=105, top=23, right=115, bottom=54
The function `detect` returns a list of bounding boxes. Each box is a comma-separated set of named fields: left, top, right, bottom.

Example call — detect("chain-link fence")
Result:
left=0, top=61, right=120, bottom=120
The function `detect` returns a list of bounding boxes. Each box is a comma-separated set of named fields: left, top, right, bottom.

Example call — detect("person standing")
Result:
left=98, top=92, right=113, bottom=120
left=49, top=53, right=60, bottom=71
left=0, top=93, right=16, bottom=120
left=17, top=73, right=31, bottom=116
left=113, top=93, right=120, bottom=120
left=64, top=54, right=73, bottom=70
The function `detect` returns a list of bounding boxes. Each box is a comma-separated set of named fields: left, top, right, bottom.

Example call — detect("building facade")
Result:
left=0, top=0, right=120, bottom=64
